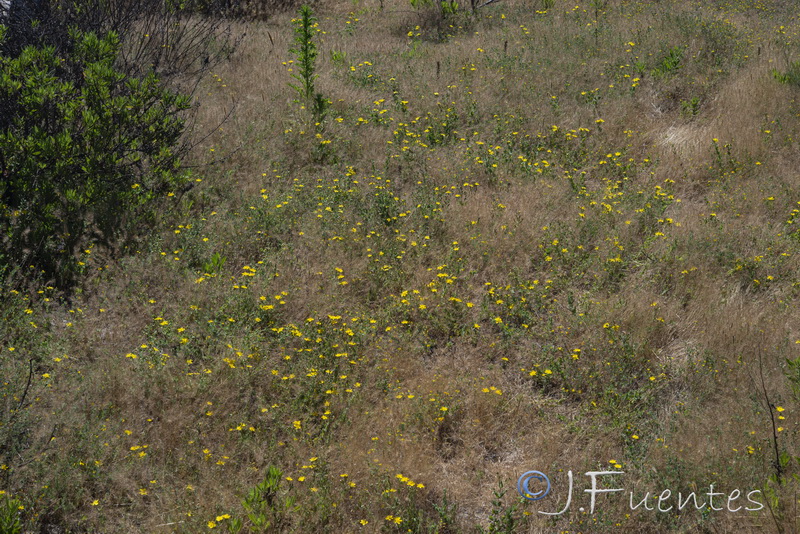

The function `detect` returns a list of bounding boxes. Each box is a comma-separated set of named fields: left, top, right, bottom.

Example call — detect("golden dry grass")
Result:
left=3, top=0, right=800, bottom=532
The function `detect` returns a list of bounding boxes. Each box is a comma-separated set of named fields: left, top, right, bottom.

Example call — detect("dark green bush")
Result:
left=0, top=25, right=191, bottom=288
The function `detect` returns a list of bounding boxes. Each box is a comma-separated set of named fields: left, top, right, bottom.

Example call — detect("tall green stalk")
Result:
left=289, top=5, right=328, bottom=122
left=289, top=5, right=318, bottom=101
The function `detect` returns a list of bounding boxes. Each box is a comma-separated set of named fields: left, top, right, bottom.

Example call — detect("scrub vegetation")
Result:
left=2, top=0, right=800, bottom=532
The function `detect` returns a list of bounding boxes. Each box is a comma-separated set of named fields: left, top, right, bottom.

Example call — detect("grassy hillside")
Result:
left=3, top=0, right=800, bottom=532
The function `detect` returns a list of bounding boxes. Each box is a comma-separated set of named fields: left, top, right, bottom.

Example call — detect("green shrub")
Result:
left=0, top=26, right=191, bottom=288
left=1, top=0, right=236, bottom=83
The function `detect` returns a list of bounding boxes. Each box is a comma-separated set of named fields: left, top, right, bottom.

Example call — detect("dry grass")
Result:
left=3, top=0, right=800, bottom=532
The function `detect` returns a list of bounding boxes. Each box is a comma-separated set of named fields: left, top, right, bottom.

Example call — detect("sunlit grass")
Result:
left=2, top=0, right=800, bottom=532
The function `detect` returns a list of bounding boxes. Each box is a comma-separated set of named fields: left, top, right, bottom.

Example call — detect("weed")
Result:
left=330, top=49, right=347, bottom=65
left=787, top=356, right=800, bottom=401
left=680, top=96, right=700, bottom=118
left=229, top=465, right=298, bottom=533
left=432, top=490, right=458, bottom=532
left=590, top=0, right=610, bottom=49
left=478, top=480, right=518, bottom=534
left=289, top=5, right=329, bottom=123
left=651, top=46, right=685, bottom=78
left=410, top=0, right=460, bottom=18
left=202, top=252, right=227, bottom=276
left=0, top=493, right=23, bottom=534
left=772, top=61, right=800, bottom=87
